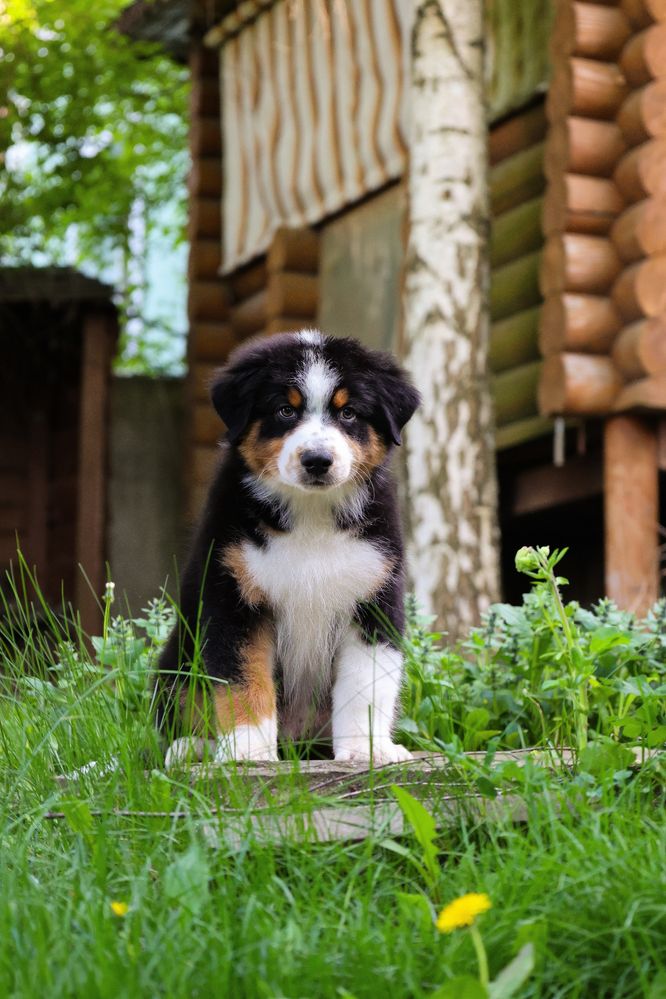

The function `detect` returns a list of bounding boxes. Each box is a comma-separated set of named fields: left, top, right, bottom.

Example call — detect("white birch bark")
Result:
left=403, top=0, right=500, bottom=639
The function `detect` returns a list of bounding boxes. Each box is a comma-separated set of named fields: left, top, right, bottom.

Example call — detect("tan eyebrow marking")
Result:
left=287, top=387, right=303, bottom=407
left=332, top=388, right=350, bottom=409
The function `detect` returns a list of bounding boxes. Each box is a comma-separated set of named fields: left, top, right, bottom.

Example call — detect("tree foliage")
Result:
left=0, top=0, right=189, bottom=370
left=0, top=0, right=189, bottom=263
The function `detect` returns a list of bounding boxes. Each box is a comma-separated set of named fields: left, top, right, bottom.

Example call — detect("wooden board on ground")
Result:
left=54, top=748, right=658, bottom=846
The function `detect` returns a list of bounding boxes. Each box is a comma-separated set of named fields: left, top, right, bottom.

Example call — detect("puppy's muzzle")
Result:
left=300, top=449, right=334, bottom=484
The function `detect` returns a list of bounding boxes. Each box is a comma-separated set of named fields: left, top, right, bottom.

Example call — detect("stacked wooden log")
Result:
left=539, top=0, right=631, bottom=416
left=227, top=228, right=320, bottom=341
left=489, top=102, right=550, bottom=449
left=611, top=0, right=666, bottom=409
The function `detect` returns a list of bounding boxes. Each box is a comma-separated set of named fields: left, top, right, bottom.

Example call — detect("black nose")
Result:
left=301, top=450, right=333, bottom=477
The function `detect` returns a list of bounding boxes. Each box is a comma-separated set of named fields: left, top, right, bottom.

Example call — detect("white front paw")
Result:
left=214, top=723, right=278, bottom=763
left=164, top=737, right=208, bottom=769
left=334, top=739, right=412, bottom=766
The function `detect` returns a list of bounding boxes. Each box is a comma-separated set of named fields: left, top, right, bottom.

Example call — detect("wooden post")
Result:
left=604, top=414, right=659, bottom=613
left=76, top=309, right=115, bottom=635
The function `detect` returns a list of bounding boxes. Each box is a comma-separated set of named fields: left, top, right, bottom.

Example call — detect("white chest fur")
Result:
left=240, top=518, right=389, bottom=705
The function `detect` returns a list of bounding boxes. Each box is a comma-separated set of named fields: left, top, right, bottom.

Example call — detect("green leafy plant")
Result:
left=400, top=549, right=666, bottom=763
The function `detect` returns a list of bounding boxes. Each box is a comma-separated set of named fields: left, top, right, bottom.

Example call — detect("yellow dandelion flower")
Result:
left=436, top=893, right=492, bottom=933
left=110, top=901, right=129, bottom=917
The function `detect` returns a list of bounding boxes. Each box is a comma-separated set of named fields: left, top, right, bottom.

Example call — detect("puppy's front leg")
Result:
left=332, top=628, right=411, bottom=765
left=213, top=622, right=278, bottom=763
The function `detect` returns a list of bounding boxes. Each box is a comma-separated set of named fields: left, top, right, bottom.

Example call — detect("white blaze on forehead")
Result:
left=299, top=353, right=337, bottom=415
left=298, top=329, right=325, bottom=347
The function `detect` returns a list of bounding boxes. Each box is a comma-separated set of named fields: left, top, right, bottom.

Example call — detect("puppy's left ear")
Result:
left=373, top=361, right=421, bottom=446
left=210, top=350, right=266, bottom=444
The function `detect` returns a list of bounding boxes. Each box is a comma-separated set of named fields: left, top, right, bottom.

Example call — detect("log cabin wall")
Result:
left=532, top=0, right=666, bottom=611
left=611, top=0, right=666, bottom=409
left=489, top=101, right=549, bottom=450
left=539, top=0, right=629, bottom=417
left=537, top=0, right=666, bottom=416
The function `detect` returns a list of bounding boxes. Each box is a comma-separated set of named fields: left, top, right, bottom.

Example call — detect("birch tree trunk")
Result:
left=403, top=0, right=500, bottom=639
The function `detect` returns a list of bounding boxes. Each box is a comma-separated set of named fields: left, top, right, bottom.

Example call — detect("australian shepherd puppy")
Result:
left=157, top=329, right=420, bottom=767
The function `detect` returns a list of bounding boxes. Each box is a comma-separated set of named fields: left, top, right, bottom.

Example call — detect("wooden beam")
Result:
left=489, top=103, right=547, bottom=166
left=540, top=233, right=622, bottom=296
left=510, top=455, right=603, bottom=516
left=614, top=138, right=666, bottom=201
left=604, top=414, right=659, bottom=614
left=613, top=372, right=666, bottom=408
left=496, top=415, right=555, bottom=450
left=539, top=352, right=623, bottom=414
left=190, top=322, right=236, bottom=362
left=230, top=288, right=267, bottom=337
left=188, top=238, right=222, bottom=279
left=539, top=293, right=621, bottom=355
left=611, top=197, right=666, bottom=261
left=617, top=80, right=666, bottom=146
left=75, top=310, right=115, bottom=635
left=543, top=172, right=624, bottom=235
left=545, top=116, right=626, bottom=178
left=547, top=57, right=628, bottom=121
left=612, top=254, right=666, bottom=319
left=490, top=197, right=543, bottom=268
left=228, top=260, right=268, bottom=302
left=611, top=316, right=666, bottom=377
left=189, top=280, right=228, bottom=321
left=493, top=361, right=541, bottom=426
left=267, top=228, right=320, bottom=274
left=265, top=271, right=319, bottom=319
left=490, top=143, right=545, bottom=216
left=490, top=251, right=542, bottom=321
left=489, top=306, right=540, bottom=373
left=551, top=2, right=631, bottom=61
left=620, top=23, right=666, bottom=85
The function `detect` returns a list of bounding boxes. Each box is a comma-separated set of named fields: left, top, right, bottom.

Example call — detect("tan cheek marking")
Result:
left=332, top=388, right=349, bottom=409
left=287, top=387, right=302, bottom=407
left=221, top=543, right=265, bottom=607
left=348, top=428, right=388, bottom=476
left=238, top=421, right=283, bottom=477
left=214, top=623, right=276, bottom=731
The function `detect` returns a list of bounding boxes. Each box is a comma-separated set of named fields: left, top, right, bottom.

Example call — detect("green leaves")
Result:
left=0, top=0, right=188, bottom=371
left=487, top=944, right=534, bottom=999
left=390, top=786, right=440, bottom=893
left=163, top=843, right=210, bottom=916
left=1, top=0, right=188, bottom=261
left=431, top=977, right=488, bottom=999
left=401, top=551, right=666, bottom=761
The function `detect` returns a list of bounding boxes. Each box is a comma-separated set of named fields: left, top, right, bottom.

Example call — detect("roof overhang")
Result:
left=117, top=0, right=235, bottom=59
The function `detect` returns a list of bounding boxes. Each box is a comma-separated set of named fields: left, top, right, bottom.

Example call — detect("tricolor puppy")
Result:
left=158, top=330, right=420, bottom=767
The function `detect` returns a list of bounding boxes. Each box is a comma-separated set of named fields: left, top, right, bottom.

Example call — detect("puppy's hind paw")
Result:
left=334, top=739, right=412, bottom=766
left=164, top=737, right=208, bottom=769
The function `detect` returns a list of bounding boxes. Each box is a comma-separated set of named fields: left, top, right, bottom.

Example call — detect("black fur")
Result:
left=155, top=332, right=420, bottom=742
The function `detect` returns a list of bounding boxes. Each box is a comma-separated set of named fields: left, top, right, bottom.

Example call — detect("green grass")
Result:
left=0, top=551, right=664, bottom=998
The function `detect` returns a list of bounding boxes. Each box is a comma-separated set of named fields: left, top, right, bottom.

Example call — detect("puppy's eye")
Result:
left=277, top=404, right=297, bottom=420
left=340, top=405, right=356, bottom=422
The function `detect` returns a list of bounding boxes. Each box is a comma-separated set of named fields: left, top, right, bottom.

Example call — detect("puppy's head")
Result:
left=211, top=329, right=420, bottom=494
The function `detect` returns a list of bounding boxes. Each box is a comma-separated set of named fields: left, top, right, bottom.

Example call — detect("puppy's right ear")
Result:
left=210, top=353, right=265, bottom=444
